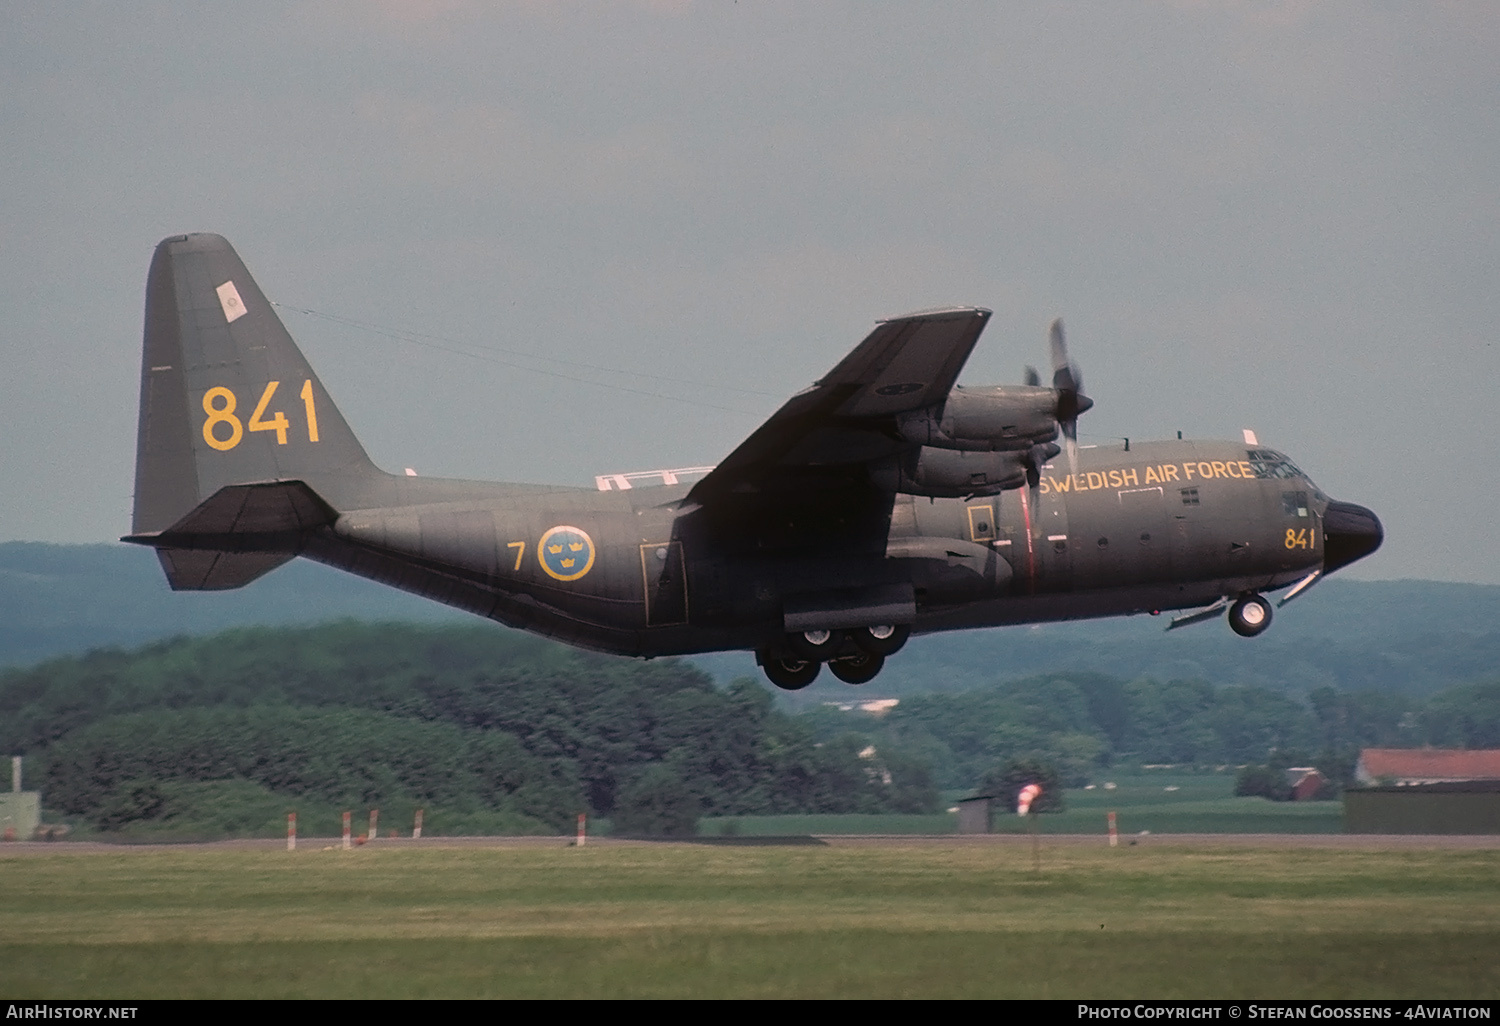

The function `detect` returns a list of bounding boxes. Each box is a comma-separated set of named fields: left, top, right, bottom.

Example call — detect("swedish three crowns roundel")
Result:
left=538, top=525, right=596, bottom=582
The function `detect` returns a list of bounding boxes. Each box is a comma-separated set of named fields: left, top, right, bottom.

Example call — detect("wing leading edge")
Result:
left=686, top=307, right=992, bottom=502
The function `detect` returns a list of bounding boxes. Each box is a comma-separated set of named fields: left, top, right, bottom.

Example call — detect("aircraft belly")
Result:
left=908, top=584, right=1215, bottom=633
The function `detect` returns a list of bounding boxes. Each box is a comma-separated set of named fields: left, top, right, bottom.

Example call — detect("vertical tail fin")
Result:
left=132, top=233, right=380, bottom=535
left=130, top=234, right=382, bottom=588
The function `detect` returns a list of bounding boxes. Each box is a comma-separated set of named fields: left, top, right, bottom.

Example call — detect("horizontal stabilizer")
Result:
left=124, top=480, right=337, bottom=591
left=155, top=549, right=294, bottom=590
left=160, top=480, right=337, bottom=539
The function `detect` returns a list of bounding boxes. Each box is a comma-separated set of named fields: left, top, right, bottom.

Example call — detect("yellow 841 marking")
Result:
left=200, top=379, right=320, bottom=451
left=202, top=387, right=243, bottom=451
left=1284, top=527, right=1313, bottom=550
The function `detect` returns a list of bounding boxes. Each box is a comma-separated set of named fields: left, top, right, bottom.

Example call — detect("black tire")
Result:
left=828, top=651, right=885, bottom=685
left=852, top=624, right=910, bottom=657
left=760, top=652, right=821, bottom=690
left=787, top=629, right=843, bottom=661
left=1228, top=594, right=1273, bottom=637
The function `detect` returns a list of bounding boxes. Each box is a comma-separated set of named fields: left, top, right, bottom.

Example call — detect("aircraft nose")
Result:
left=1323, top=500, right=1383, bottom=574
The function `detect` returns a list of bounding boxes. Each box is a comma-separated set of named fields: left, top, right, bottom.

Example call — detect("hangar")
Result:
left=1346, top=749, right=1500, bottom=834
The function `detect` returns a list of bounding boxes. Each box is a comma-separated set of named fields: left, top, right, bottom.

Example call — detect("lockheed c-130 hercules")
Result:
left=126, top=234, right=1383, bottom=689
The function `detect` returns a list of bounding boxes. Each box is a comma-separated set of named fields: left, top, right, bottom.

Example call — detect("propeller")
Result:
left=1023, top=441, right=1062, bottom=493
left=1048, top=318, right=1092, bottom=478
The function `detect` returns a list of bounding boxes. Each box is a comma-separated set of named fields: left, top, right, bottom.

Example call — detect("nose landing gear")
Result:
left=1228, top=593, right=1273, bottom=637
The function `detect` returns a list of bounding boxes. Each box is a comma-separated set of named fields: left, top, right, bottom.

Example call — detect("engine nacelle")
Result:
left=896, top=385, right=1061, bottom=452
left=899, top=447, right=1030, bottom=498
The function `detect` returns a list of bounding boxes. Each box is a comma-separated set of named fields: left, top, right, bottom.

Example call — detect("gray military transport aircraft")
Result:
left=126, top=234, right=1383, bottom=689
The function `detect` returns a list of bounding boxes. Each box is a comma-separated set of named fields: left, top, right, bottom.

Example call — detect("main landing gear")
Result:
left=757, top=626, right=910, bottom=690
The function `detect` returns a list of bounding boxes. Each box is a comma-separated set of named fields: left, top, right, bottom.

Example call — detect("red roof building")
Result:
left=1356, top=749, right=1500, bottom=786
left=1286, top=768, right=1326, bottom=801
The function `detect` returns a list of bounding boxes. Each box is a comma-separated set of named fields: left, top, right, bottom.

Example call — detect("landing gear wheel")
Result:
left=828, top=651, right=885, bottom=685
left=852, top=624, right=910, bottom=657
left=787, top=629, right=843, bottom=661
left=1228, top=594, right=1273, bottom=637
left=760, top=652, right=821, bottom=690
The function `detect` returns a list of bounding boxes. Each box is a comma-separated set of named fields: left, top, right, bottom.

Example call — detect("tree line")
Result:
left=3, top=622, right=1497, bottom=834
left=808, top=671, right=1500, bottom=794
left=0, top=623, right=936, bottom=835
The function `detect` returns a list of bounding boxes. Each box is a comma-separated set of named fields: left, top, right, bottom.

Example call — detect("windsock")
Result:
left=1017, top=783, right=1043, bottom=816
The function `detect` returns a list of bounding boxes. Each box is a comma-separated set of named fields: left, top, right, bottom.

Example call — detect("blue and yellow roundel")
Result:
left=538, top=525, right=596, bottom=582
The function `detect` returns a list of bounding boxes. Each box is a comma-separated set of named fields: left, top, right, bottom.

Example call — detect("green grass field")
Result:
left=1034, top=770, right=1345, bottom=834
left=3, top=840, right=1496, bottom=998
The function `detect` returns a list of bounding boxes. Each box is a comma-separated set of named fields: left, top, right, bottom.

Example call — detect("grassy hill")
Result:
left=0, top=541, right=461, bottom=668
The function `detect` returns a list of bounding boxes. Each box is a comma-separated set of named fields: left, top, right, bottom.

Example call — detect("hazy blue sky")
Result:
left=3, top=2, right=1497, bottom=582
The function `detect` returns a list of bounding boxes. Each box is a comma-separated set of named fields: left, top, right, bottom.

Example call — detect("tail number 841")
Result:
left=202, top=380, right=320, bottom=451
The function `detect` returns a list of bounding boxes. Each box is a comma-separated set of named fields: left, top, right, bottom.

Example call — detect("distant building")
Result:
left=1355, top=749, right=1500, bottom=786
left=955, top=796, right=997, bottom=834
left=3, top=756, right=41, bottom=841
left=0, top=792, right=40, bottom=841
left=1345, top=781, right=1500, bottom=834
left=823, top=698, right=900, bottom=716
left=1285, top=767, right=1326, bottom=801
left=1347, top=749, right=1500, bottom=834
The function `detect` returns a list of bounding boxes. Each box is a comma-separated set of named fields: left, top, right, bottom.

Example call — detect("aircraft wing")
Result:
left=686, top=307, right=991, bottom=502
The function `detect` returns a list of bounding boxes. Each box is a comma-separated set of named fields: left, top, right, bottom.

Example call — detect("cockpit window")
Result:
left=1249, top=449, right=1325, bottom=501
left=1246, top=449, right=1304, bottom=480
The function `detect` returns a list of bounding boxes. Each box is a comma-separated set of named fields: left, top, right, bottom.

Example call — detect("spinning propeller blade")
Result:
left=1048, top=318, right=1092, bottom=479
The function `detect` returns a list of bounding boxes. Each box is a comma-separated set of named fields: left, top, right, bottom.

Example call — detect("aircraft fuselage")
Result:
left=304, top=438, right=1332, bottom=658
